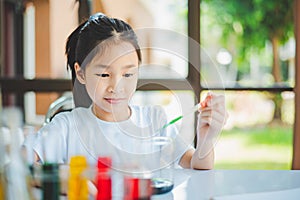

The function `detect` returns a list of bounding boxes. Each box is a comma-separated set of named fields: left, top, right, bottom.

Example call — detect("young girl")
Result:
left=28, top=13, right=227, bottom=170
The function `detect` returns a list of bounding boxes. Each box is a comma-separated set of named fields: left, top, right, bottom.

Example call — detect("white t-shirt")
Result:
left=26, top=105, right=192, bottom=169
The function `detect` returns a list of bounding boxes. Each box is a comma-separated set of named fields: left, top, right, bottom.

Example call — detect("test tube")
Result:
left=42, top=163, right=60, bottom=200
left=96, top=157, right=112, bottom=200
left=68, top=155, right=88, bottom=200
left=0, top=128, right=8, bottom=200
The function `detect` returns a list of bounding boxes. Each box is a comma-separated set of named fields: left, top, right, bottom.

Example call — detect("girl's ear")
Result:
left=74, top=63, right=86, bottom=84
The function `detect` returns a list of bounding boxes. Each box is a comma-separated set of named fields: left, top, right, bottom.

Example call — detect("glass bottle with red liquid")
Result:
left=123, top=175, right=152, bottom=200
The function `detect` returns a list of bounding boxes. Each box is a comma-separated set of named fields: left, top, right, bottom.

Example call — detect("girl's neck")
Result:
left=92, top=104, right=131, bottom=122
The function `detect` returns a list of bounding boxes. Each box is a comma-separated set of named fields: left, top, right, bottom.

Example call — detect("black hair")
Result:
left=65, top=13, right=142, bottom=85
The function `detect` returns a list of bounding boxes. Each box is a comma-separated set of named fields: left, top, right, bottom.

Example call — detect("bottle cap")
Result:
left=97, top=157, right=112, bottom=170
left=70, top=155, right=87, bottom=168
left=43, top=163, right=59, bottom=172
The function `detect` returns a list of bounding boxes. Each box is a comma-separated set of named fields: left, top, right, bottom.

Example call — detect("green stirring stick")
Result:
left=160, top=103, right=202, bottom=131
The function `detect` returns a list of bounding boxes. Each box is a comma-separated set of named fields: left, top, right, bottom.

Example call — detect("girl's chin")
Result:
left=94, top=103, right=128, bottom=111
left=104, top=104, right=129, bottom=111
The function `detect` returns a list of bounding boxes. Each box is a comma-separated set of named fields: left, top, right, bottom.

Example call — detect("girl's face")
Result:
left=75, top=42, right=139, bottom=121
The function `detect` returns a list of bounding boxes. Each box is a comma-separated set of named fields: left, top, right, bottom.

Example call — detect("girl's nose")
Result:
left=107, top=78, right=124, bottom=93
left=107, top=86, right=115, bottom=93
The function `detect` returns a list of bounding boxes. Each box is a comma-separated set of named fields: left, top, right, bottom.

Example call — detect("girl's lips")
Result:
left=104, top=98, right=126, bottom=104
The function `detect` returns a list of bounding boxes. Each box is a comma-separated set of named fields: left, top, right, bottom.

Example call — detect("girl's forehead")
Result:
left=90, top=41, right=138, bottom=66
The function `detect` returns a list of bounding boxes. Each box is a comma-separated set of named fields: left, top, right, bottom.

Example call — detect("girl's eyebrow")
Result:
left=94, top=64, right=109, bottom=69
left=122, top=64, right=138, bottom=69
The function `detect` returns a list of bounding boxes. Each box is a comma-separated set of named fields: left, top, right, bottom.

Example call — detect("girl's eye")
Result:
left=96, top=73, right=109, bottom=77
left=124, top=73, right=133, bottom=78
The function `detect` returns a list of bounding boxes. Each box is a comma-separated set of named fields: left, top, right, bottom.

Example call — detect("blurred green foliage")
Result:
left=216, top=162, right=291, bottom=170
left=202, top=0, right=294, bottom=82
left=223, top=126, right=292, bottom=146
left=215, top=125, right=293, bottom=169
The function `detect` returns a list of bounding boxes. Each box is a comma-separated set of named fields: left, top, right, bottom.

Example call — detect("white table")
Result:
left=31, top=169, right=300, bottom=200
left=152, top=169, right=300, bottom=200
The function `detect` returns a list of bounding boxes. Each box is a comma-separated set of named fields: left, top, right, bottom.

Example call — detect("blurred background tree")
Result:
left=203, top=0, right=294, bottom=122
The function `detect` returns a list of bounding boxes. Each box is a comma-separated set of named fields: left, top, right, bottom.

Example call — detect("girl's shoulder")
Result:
left=51, top=106, right=92, bottom=122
